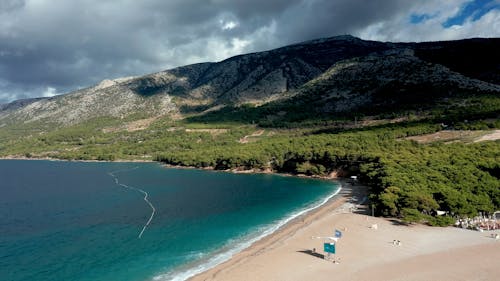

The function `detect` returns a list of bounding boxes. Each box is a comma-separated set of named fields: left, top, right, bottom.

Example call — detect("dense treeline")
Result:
left=151, top=123, right=499, bottom=225
left=188, top=92, right=500, bottom=128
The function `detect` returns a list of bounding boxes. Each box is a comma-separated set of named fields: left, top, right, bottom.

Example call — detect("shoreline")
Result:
left=185, top=181, right=361, bottom=281
left=157, top=179, right=347, bottom=281
left=188, top=184, right=500, bottom=281
left=1, top=157, right=349, bottom=281
left=1, top=156, right=356, bottom=280
left=0, top=156, right=344, bottom=180
left=3, top=157, right=498, bottom=280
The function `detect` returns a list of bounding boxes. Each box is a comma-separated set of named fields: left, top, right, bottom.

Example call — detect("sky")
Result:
left=0, top=0, right=499, bottom=104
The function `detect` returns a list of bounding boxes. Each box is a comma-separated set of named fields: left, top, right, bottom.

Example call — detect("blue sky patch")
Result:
left=443, top=0, right=500, bottom=27
left=410, top=13, right=434, bottom=24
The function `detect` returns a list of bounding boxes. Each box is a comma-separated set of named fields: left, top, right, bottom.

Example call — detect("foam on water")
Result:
left=154, top=184, right=343, bottom=281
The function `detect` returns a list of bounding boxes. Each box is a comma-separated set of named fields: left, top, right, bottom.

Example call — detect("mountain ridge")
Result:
left=0, top=35, right=499, bottom=127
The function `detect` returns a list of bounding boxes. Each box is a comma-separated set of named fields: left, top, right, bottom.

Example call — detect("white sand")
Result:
left=190, top=185, right=500, bottom=281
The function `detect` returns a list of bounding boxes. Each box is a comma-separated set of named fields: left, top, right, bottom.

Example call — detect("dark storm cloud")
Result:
left=273, top=0, right=411, bottom=45
left=0, top=0, right=498, bottom=103
left=0, top=0, right=25, bottom=11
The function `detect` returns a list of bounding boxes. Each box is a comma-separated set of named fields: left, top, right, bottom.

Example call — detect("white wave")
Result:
left=153, top=183, right=343, bottom=281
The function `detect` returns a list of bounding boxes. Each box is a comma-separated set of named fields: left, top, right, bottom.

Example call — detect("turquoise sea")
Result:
left=0, top=160, right=340, bottom=281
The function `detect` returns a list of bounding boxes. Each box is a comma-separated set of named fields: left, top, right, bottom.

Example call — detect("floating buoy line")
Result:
left=108, top=167, right=156, bottom=239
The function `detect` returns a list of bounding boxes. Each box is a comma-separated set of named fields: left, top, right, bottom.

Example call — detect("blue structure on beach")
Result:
left=324, top=243, right=336, bottom=254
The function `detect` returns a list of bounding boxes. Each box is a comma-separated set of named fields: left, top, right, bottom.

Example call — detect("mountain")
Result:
left=0, top=76, right=176, bottom=126
left=1, top=35, right=498, bottom=128
left=192, top=47, right=498, bottom=126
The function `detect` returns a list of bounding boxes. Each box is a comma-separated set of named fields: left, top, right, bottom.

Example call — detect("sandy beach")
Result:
left=190, top=183, right=500, bottom=281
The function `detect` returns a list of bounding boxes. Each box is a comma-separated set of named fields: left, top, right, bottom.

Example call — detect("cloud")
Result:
left=0, top=0, right=498, bottom=104
left=221, top=20, right=238, bottom=30
left=443, top=0, right=500, bottom=27
left=357, top=0, right=500, bottom=42
left=42, top=87, right=60, bottom=98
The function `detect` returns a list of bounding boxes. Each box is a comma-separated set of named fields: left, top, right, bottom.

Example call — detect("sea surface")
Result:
left=0, top=160, right=340, bottom=281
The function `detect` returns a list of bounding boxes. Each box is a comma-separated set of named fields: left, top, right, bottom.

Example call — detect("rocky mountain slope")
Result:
left=0, top=35, right=499, bottom=128
left=0, top=77, right=176, bottom=126
left=269, top=48, right=499, bottom=116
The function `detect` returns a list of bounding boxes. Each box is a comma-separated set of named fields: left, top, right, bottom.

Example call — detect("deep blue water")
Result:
left=0, top=160, right=340, bottom=281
